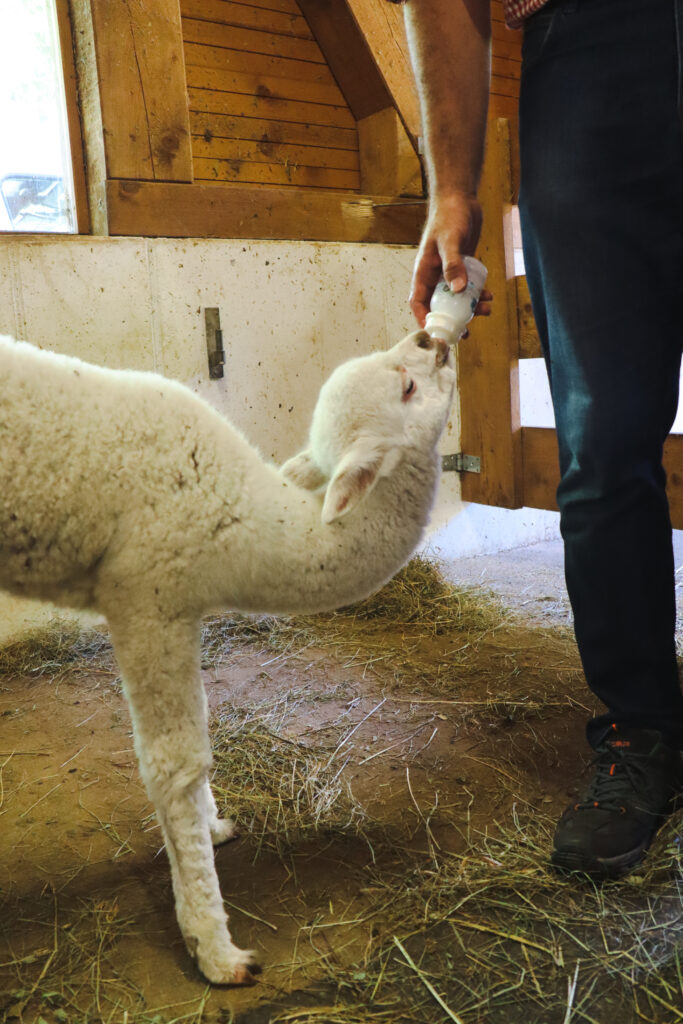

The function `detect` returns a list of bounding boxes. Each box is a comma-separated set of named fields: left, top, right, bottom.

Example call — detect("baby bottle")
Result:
left=424, top=256, right=488, bottom=345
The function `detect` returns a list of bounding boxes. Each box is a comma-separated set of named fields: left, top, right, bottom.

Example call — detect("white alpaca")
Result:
left=0, top=329, right=454, bottom=984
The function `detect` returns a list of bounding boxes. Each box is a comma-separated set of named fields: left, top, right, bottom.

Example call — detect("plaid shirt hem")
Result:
left=504, top=0, right=549, bottom=28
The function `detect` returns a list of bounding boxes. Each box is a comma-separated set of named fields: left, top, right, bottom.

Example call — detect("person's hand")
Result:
left=409, top=191, right=492, bottom=327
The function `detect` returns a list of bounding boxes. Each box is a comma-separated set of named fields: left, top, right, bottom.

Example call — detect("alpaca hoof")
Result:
left=210, top=817, right=238, bottom=846
left=232, top=964, right=258, bottom=986
left=197, top=945, right=259, bottom=986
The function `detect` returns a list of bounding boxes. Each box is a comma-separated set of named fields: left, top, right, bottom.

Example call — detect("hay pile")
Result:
left=0, top=620, right=114, bottom=682
left=210, top=690, right=369, bottom=853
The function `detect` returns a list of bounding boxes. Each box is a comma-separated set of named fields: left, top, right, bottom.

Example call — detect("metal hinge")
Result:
left=442, top=453, right=481, bottom=474
left=204, top=307, right=225, bottom=380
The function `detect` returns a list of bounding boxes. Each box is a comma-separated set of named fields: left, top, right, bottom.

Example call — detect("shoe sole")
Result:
left=550, top=786, right=683, bottom=880
left=550, top=839, right=651, bottom=880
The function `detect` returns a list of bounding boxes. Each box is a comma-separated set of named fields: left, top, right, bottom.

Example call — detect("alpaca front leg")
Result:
left=106, top=610, right=257, bottom=984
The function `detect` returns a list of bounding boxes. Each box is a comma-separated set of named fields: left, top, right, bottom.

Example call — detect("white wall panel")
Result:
left=10, top=237, right=156, bottom=370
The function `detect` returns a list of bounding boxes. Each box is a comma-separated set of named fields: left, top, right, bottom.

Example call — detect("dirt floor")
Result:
left=1, top=541, right=682, bottom=1024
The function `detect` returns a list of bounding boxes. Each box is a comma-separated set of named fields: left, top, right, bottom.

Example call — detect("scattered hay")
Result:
left=3, top=557, right=679, bottom=1023
left=263, top=804, right=683, bottom=1024
left=211, top=689, right=371, bottom=854
left=208, top=692, right=683, bottom=1024
left=200, top=554, right=509, bottom=676
left=0, top=890, right=216, bottom=1024
left=0, top=620, right=114, bottom=682
left=0, top=893, right=141, bottom=1022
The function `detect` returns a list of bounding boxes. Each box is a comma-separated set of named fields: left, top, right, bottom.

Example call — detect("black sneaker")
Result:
left=551, top=726, right=682, bottom=878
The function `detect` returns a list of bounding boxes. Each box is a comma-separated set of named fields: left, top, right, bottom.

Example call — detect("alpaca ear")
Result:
left=322, top=443, right=400, bottom=524
left=281, top=450, right=328, bottom=490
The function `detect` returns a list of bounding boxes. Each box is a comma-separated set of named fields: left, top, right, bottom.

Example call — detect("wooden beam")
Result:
left=520, top=426, right=559, bottom=512
left=56, top=0, right=90, bottom=232
left=69, top=0, right=108, bottom=233
left=106, top=179, right=425, bottom=243
left=89, top=0, right=193, bottom=182
left=344, top=0, right=421, bottom=143
left=457, top=118, right=522, bottom=507
left=296, top=0, right=393, bottom=124
left=358, top=108, right=422, bottom=197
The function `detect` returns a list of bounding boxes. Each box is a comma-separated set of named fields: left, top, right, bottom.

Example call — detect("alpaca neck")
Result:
left=221, top=452, right=439, bottom=616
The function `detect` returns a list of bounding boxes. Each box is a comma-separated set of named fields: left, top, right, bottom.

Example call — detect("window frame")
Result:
left=0, top=0, right=90, bottom=237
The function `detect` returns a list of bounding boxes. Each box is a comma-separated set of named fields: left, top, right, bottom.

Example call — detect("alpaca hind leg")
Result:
left=203, top=778, right=239, bottom=845
left=106, top=610, right=256, bottom=984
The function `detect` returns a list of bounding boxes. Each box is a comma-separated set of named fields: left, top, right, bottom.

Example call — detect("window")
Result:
left=0, top=0, right=83, bottom=233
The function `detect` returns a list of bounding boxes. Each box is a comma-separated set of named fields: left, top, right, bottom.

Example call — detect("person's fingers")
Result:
left=441, top=253, right=469, bottom=294
left=408, top=193, right=485, bottom=326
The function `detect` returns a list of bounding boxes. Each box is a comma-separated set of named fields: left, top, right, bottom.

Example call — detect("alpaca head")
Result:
left=281, top=330, right=455, bottom=524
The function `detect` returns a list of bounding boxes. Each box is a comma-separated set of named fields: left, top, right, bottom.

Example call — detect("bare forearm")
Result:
left=400, top=0, right=492, bottom=323
left=404, top=0, right=491, bottom=198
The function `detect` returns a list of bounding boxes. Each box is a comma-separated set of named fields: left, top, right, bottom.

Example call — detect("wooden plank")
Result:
left=182, top=16, right=325, bottom=62
left=343, top=0, right=422, bottom=143
left=69, top=0, right=108, bottom=231
left=492, top=19, right=521, bottom=47
left=181, top=0, right=313, bottom=38
left=192, top=135, right=359, bottom=169
left=106, top=179, right=426, bottom=242
left=665, top=436, right=683, bottom=527
left=491, top=36, right=523, bottom=62
left=358, top=107, right=422, bottom=196
left=521, top=427, right=559, bottom=511
left=491, top=75, right=520, bottom=100
left=193, top=157, right=359, bottom=189
left=183, top=41, right=336, bottom=82
left=492, top=55, right=522, bottom=81
left=89, top=0, right=193, bottom=182
left=55, top=0, right=91, bottom=232
left=489, top=93, right=519, bottom=119
left=185, top=64, right=346, bottom=106
left=491, top=37, right=524, bottom=61
left=190, top=110, right=358, bottom=150
left=214, top=0, right=301, bottom=13
left=458, top=118, right=522, bottom=507
left=517, top=276, right=543, bottom=359
left=510, top=114, right=521, bottom=197
left=188, top=86, right=356, bottom=129
left=296, top=0, right=393, bottom=122
left=521, top=428, right=683, bottom=528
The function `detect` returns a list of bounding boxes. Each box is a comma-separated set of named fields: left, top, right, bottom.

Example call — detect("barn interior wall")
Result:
left=0, top=235, right=558, bottom=641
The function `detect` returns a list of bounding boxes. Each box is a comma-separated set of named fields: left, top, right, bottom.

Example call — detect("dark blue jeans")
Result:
left=518, top=0, right=683, bottom=747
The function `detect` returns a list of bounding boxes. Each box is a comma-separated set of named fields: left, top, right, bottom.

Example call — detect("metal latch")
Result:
left=442, top=453, right=481, bottom=474
left=205, top=307, right=225, bottom=379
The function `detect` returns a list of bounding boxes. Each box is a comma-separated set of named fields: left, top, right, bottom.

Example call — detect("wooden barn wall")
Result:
left=490, top=0, right=521, bottom=119
left=181, top=0, right=361, bottom=191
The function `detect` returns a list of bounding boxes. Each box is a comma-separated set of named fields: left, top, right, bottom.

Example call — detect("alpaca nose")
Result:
left=435, top=338, right=450, bottom=367
left=415, top=330, right=449, bottom=366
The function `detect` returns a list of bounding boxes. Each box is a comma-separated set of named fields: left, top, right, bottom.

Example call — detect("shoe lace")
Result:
left=574, top=746, right=656, bottom=814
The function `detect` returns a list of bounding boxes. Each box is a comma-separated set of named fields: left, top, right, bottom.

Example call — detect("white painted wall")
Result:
left=0, top=235, right=558, bottom=641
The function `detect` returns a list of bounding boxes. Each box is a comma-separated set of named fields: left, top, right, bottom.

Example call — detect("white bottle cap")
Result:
left=424, top=310, right=461, bottom=342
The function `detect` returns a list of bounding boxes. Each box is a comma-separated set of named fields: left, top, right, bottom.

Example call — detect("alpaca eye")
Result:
left=404, top=379, right=416, bottom=398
